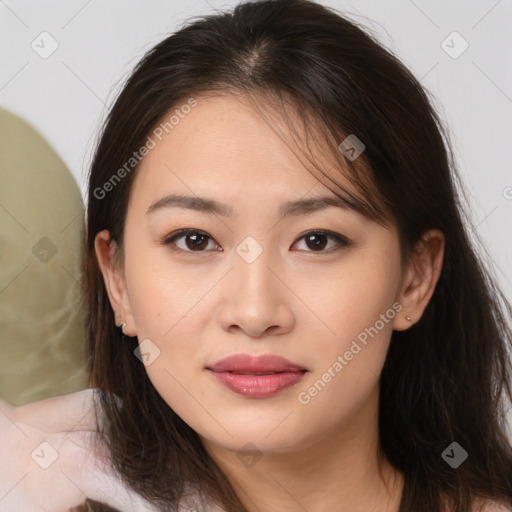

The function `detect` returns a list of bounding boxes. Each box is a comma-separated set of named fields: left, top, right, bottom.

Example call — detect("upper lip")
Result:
left=207, top=353, right=307, bottom=373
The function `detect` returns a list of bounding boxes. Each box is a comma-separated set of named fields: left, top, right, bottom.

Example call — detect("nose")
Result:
left=217, top=245, right=295, bottom=338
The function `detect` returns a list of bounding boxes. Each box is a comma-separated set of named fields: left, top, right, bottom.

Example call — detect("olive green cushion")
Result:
left=0, top=107, right=88, bottom=406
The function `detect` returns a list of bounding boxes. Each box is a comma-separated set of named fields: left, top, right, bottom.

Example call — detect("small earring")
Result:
left=117, top=321, right=127, bottom=331
left=405, top=316, right=412, bottom=321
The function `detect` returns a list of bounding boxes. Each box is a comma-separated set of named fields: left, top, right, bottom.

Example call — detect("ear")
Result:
left=94, top=229, right=137, bottom=337
left=393, top=228, right=445, bottom=331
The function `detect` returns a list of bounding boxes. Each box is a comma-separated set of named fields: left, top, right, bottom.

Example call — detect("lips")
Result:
left=207, top=353, right=307, bottom=374
left=206, top=353, right=308, bottom=398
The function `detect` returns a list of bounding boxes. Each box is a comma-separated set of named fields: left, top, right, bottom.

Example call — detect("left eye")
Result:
left=294, top=230, right=351, bottom=252
left=162, top=229, right=351, bottom=254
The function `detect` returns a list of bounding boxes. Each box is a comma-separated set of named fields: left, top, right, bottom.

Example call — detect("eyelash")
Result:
left=161, top=228, right=352, bottom=255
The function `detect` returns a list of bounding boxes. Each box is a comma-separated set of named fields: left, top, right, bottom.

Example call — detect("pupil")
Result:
left=187, top=233, right=208, bottom=250
left=307, top=234, right=327, bottom=250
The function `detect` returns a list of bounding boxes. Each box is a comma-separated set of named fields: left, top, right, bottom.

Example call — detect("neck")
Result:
left=201, top=387, right=404, bottom=512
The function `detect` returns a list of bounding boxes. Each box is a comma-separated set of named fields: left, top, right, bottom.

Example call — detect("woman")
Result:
left=1, top=0, right=511, bottom=511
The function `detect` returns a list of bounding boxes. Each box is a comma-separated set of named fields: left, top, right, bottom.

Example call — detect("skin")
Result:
left=95, top=93, right=445, bottom=512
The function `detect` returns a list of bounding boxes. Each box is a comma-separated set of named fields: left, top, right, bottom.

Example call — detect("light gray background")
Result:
left=1, top=1, right=511, bottom=353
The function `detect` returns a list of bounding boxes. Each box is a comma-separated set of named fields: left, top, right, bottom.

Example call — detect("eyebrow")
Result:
left=146, top=193, right=360, bottom=219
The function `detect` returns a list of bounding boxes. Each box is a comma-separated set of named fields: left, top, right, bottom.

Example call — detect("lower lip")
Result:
left=208, top=369, right=307, bottom=398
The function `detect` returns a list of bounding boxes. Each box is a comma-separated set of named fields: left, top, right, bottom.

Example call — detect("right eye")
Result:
left=162, top=229, right=222, bottom=253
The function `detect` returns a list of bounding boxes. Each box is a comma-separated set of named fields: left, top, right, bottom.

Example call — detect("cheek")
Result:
left=123, top=241, right=208, bottom=340
left=305, top=243, right=402, bottom=348
left=298, top=243, right=402, bottom=404
left=124, top=260, right=210, bottom=415
left=118, top=226, right=209, bottom=413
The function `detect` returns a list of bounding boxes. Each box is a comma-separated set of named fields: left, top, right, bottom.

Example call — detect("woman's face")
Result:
left=97, top=93, right=417, bottom=456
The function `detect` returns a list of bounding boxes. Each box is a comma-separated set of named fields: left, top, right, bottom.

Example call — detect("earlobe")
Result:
left=94, top=230, right=137, bottom=337
left=393, top=229, right=445, bottom=332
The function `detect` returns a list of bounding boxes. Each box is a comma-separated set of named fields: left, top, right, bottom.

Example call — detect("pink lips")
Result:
left=206, top=353, right=308, bottom=398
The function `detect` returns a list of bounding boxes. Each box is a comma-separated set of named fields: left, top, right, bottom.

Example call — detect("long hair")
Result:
left=81, top=1, right=512, bottom=510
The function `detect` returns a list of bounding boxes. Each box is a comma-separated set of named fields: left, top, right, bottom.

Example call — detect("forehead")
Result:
left=132, top=93, right=358, bottom=207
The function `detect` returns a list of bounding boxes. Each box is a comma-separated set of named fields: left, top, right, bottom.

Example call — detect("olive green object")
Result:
left=0, top=107, right=89, bottom=406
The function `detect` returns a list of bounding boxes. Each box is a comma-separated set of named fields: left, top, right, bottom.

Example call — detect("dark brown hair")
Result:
left=81, top=1, right=512, bottom=511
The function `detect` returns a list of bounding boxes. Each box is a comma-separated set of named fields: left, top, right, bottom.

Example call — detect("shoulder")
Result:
left=0, top=388, right=100, bottom=477
left=440, top=493, right=511, bottom=512
left=2, top=387, right=98, bottom=432
left=0, top=389, right=99, bottom=510
left=0, top=389, right=159, bottom=512
left=473, top=497, right=512, bottom=512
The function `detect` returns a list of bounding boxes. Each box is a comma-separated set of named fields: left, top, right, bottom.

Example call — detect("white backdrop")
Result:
left=1, top=1, right=511, bottom=327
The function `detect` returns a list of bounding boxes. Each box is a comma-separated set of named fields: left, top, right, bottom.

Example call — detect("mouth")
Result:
left=206, top=368, right=308, bottom=398
left=220, top=370, right=306, bottom=375
left=206, top=353, right=307, bottom=374
left=205, top=353, right=308, bottom=397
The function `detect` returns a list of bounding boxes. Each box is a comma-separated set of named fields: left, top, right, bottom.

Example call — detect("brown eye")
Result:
left=293, top=230, right=351, bottom=253
left=164, top=229, right=219, bottom=252
left=163, top=229, right=350, bottom=254
left=304, top=233, right=329, bottom=251
left=183, top=232, right=210, bottom=251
